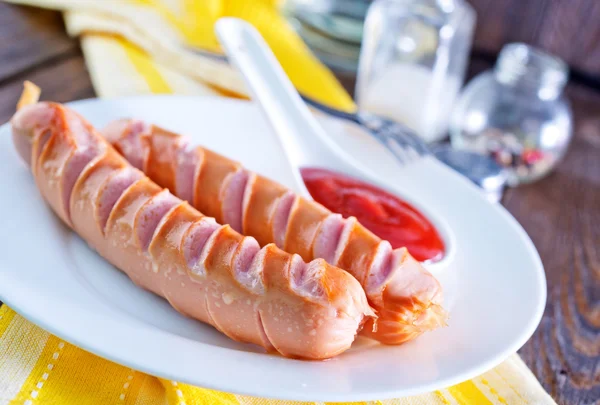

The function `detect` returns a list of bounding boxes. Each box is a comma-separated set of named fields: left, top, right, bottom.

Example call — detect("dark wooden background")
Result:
left=0, top=3, right=598, bottom=405
left=470, top=0, right=600, bottom=80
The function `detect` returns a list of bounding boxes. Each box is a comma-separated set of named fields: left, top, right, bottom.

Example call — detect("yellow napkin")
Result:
left=5, top=0, right=355, bottom=111
left=1, top=0, right=555, bottom=403
left=0, top=306, right=552, bottom=405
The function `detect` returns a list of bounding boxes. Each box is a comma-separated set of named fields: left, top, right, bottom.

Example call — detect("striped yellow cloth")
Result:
left=1, top=0, right=555, bottom=404
left=0, top=306, right=553, bottom=405
left=6, top=0, right=356, bottom=111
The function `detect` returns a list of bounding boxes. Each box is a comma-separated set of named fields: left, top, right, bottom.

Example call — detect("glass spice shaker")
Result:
left=450, top=43, right=573, bottom=185
left=356, top=0, right=476, bottom=143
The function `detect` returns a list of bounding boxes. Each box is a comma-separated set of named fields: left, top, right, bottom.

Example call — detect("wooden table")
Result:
left=1, top=4, right=598, bottom=405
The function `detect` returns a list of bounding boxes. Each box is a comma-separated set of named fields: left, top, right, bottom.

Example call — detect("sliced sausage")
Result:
left=102, top=119, right=447, bottom=345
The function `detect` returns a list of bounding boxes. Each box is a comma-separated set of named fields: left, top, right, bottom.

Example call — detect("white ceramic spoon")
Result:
left=214, top=18, right=384, bottom=194
left=214, top=17, right=455, bottom=269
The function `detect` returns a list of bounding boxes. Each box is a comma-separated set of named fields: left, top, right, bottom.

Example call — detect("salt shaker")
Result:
left=356, top=0, right=475, bottom=143
left=450, top=43, right=573, bottom=185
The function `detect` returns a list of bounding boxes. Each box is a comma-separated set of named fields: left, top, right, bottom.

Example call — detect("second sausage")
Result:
left=103, top=119, right=447, bottom=344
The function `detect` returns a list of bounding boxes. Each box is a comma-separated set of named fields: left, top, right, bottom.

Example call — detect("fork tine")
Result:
left=389, top=124, right=426, bottom=157
left=355, top=111, right=430, bottom=166
left=385, top=136, right=413, bottom=165
left=384, top=124, right=422, bottom=162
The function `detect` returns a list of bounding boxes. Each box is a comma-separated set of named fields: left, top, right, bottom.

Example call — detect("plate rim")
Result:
left=0, top=95, right=547, bottom=401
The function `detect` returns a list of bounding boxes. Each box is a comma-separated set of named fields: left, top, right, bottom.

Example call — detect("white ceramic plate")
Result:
left=0, top=96, right=546, bottom=401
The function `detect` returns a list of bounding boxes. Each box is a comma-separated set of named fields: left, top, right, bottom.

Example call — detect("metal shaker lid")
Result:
left=432, top=145, right=508, bottom=203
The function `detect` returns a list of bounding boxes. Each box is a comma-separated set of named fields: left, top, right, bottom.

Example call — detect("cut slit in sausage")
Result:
left=290, top=255, right=325, bottom=300
left=108, top=119, right=149, bottom=170
left=240, top=174, right=287, bottom=247
left=101, top=119, right=136, bottom=145
left=134, top=189, right=180, bottom=251
left=96, top=167, right=144, bottom=234
left=221, top=169, right=250, bottom=233
left=148, top=202, right=209, bottom=321
left=70, top=151, right=129, bottom=249
left=313, top=214, right=345, bottom=264
left=55, top=111, right=104, bottom=223
left=192, top=149, right=241, bottom=224
left=240, top=173, right=256, bottom=228
left=61, top=146, right=104, bottom=223
left=272, top=192, right=296, bottom=248
left=284, top=198, right=330, bottom=261
left=233, top=237, right=263, bottom=295
left=175, top=143, right=201, bottom=204
left=366, top=241, right=394, bottom=293
left=182, top=217, right=220, bottom=276
left=333, top=217, right=358, bottom=267
left=193, top=225, right=226, bottom=278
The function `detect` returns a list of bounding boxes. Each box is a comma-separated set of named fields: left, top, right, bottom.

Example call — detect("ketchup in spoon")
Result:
left=301, top=168, right=445, bottom=263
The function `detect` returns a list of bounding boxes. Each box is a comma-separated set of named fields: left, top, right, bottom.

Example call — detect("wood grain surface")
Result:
left=469, top=0, right=600, bottom=78
left=0, top=5, right=79, bottom=83
left=504, top=83, right=600, bottom=404
left=0, top=4, right=94, bottom=123
left=0, top=2, right=598, bottom=404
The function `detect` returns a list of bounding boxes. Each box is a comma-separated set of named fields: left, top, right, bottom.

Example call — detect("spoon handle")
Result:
left=215, top=18, right=342, bottom=197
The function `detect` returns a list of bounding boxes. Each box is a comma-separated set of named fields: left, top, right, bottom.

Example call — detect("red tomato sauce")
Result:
left=301, top=167, right=445, bottom=263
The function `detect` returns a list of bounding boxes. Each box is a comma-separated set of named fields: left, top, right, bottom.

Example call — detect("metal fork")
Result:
left=302, top=97, right=431, bottom=166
